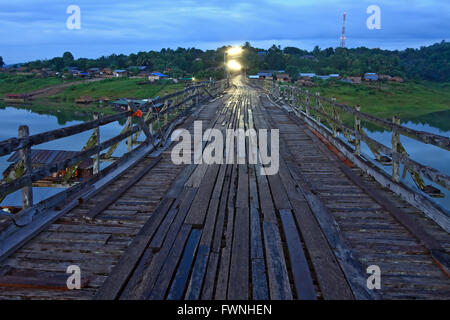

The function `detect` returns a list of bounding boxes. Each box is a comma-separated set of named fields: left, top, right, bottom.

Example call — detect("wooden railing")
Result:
left=253, top=79, right=450, bottom=200
left=0, top=80, right=228, bottom=212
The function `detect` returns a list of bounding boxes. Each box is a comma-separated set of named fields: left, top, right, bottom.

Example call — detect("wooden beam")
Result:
left=18, top=126, right=33, bottom=209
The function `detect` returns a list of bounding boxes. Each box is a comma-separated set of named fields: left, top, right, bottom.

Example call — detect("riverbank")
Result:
left=308, top=81, right=450, bottom=119
left=0, top=76, right=189, bottom=119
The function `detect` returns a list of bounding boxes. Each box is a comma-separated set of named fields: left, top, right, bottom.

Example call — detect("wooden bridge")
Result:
left=0, top=76, right=448, bottom=299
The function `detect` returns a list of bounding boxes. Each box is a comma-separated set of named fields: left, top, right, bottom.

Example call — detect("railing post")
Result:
left=298, top=88, right=303, bottom=113
left=93, top=113, right=100, bottom=175
left=195, top=86, right=199, bottom=105
left=149, top=108, right=154, bottom=136
left=305, top=90, right=310, bottom=116
left=331, top=98, right=337, bottom=137
left=127, top=106, right=133, bottom=153
left=164, top=99, right=168, bottom=125
left=18, top=125, right=33, bottom=209
left=392, top=116, right=401, bottom=182
left=354, top=105, right=361, bottom=156
left=316, top=92, right=321, bottom=123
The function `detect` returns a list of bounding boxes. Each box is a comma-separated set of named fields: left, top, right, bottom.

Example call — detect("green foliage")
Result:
left=16, top=41, right=450, bottom=82
left=0, top=73, right=65, bottom=94
left=50, top=78, right=185, bottom=102
left=308, top=81, right=450, bottom=120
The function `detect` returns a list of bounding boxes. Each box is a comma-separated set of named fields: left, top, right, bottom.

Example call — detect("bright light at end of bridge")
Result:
left=227, top=60, right=242, bottom=71
left=227, top=46, right=243, bottom=56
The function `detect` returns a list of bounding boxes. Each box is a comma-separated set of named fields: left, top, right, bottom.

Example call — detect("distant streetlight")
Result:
left=224, top=46, right=243, bottom=79
left=227, top=60, right=242, bottom=71
left=227, top=46, right=243, bottom=56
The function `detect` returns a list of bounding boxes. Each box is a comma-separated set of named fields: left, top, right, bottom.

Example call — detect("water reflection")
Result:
left=0, top=106, right=134, bottom=207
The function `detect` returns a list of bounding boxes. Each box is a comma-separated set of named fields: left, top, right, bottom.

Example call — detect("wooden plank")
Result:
left=184, top=164, right=221, bottom=226
left=290, top=197, right=354, bottom=300
left=235, top=164, right=249, bottom=208
left=255, top=162, right=277, bottom=223
left=120, top=188, right=197, bottom=299
left=184, top=245, right=210, bottom=300
left=118, top=246, right=154, bottom=297
left=0, top=268, right=89, bottom=290
left=259, top=101, right=380, bottom=300
left=250, top=207, right=264, bottom=260
left=83, top=156, right=162, bottom=220
left=252, top=259, right=269, bottom=300
left=212, top=166, right=232, bottom=253
left=149, top=207, right=178, bottom=249
left=214, top=207, right=234, bottom=299
left=249, top=165, right=259, bottom=209
left=266, top=173, right=292, bottom=210
left=227, top=207, right=250, bottom=300
left=199, top=198, right=220, bottom=247
left=200, top=252, right=219, bottom=300
left=167, top=229, right=202, bottom=300
left=147, top=224, right=192, bottom=299
left=263, top=221, right=292, bottom=300
left=279, top=209, right=317, bottom=300
left=94, top=197, right=174, bottom=300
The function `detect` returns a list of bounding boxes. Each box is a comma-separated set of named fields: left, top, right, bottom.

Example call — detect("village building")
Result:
left=364, top=73, right=379, bottom=81
left=88, top=68, right=101, bottom=76
left=378, top=74, right=392, bottom=81
left=101, top=68, right=113, bottom=77
left=4, top=94, right=32, bottom=103
left=340, top=76, right=362, bottom=84
left=296, top=79, right=314, bottom=87
left=391, top=76, right=404, bottom=83
left=75, top=96, right=94, bottom=104
left=299, top=73, right=316, bottom=78
left=148, top=72, right=168, bottom=82
left=276, top=73, right=292, bottom=82
left=113, top=69, right=128, bottom=77
left=257, top=71, right=274, bottom=79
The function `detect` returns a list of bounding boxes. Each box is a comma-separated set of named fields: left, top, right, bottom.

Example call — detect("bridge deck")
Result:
left=0, top=80, right=449, bottom=299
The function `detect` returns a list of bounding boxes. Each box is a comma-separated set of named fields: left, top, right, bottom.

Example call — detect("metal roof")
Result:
left=151, top=72, right=168, bottom=77
left=299, top=73, right=316, bottom=77
left=8, top=149, right=93, bottom=169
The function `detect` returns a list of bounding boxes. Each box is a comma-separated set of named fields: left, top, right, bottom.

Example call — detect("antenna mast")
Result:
left=340, top=12, right=347, bottom=48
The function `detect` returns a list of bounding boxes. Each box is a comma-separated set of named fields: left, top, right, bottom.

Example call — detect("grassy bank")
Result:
left=0, top=74, right=69, bottom=95
left=1, top=77, right=190, bottom=121
left=48, top=77, right=186, bottom=102
left=308, top=81, right=450, bottom=119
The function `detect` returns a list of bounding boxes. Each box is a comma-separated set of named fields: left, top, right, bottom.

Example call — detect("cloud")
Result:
left=0, top=0, right=448, bottom=63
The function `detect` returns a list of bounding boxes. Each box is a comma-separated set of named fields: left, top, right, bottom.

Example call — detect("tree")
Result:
left=62, top=52, right=74, bottom=67
left=266, top=45, right=285, bottom=70
left=0, top=56, right=4, bottom=68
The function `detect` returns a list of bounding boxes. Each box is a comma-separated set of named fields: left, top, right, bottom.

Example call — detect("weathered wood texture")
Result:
left=0, top=77, right=448, bottom=300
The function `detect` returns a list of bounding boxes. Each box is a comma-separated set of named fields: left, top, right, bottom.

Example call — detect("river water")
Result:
left=0, top=106, right=131, bottom=207
left=0, top=105, right=449, bottom=210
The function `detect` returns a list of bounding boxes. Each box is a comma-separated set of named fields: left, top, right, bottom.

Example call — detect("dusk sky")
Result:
left=0, top=0, right=449, bottom=64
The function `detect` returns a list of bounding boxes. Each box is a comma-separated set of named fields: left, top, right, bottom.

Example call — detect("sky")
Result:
left=0, top=0, right=449, bottom=64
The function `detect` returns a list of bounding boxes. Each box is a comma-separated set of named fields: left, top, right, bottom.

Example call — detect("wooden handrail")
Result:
left=257, top=79, right=450, bottom=194
left=0, top=80, right=228, bottom=205
left=0, top=82, right=219, bottom=157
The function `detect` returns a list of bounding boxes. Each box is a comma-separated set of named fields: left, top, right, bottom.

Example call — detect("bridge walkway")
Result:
left=0, top=79, right=448, bottom=300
